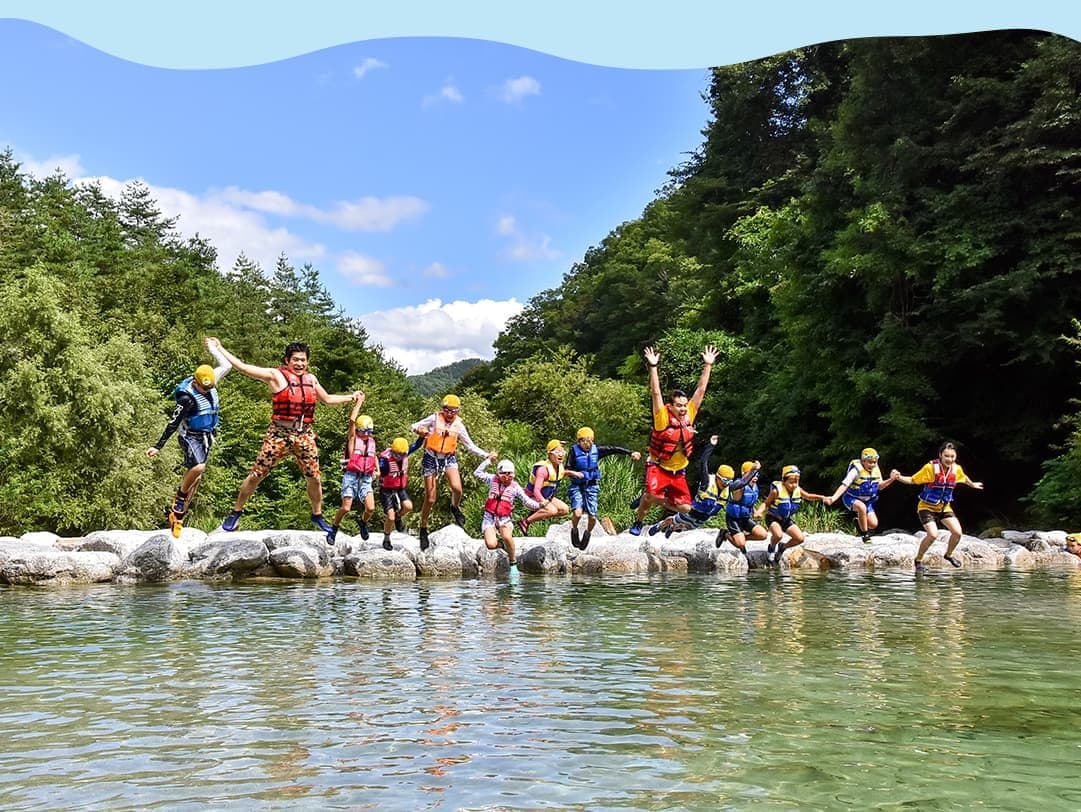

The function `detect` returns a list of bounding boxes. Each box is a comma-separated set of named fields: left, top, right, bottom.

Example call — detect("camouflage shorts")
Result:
left=250, top=424, right=321, bottom=479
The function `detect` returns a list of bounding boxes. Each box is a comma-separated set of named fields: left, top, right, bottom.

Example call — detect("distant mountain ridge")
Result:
left=408, top=358, right=485, bottom=396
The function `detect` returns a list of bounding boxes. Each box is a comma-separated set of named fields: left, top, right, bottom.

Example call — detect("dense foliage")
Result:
left=3, top=31, right=1080, bottom=535
left=485, top=31, right=1081, bottom=529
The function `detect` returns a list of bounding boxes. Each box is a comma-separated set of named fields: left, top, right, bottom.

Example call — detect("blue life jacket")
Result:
left=726, top=482, right=758, bottom=519
left=845, top=460, right=882, bottom=502
left=767, top=482, right=802, bottom=520
left=568, top=443, right=601, bottom=484
left=175, top=376, right=219, bottom=432
left=690, top=480, right=727, bottom=520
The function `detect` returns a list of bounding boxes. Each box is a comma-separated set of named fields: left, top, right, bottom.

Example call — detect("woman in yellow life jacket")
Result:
left=518, top=440, right=585, bottom=536
left=825, top=448, right=900, bottom=543
left=756, top=465, right=829, bottom=567
left=410, top=394, right=495, bottom=550
left=893, top=441, right=984, bottom=573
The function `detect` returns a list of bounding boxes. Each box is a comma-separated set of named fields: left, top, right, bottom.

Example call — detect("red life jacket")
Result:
left=484, top=480, right=516, bottom=517
left=346, top=434, right=377, bottom=474
left=648, top=406, right=695, bottom=462
left=379, top=449, right=409, bottom=489
left=271, top=367, right=318, bottom=425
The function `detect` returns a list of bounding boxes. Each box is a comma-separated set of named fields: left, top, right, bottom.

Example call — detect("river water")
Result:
left=3, top=569, right=1081, bottom=810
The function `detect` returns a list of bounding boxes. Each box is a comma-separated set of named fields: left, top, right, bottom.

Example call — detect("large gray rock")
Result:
left=187, top=537, right=270, bottom=578
left=119, top=534, right=188, bottom=582
left=344, top=548, right=417, bottom=579
left=1, top=549, right=119, bottom=585
left=268, top=544, right=334, bottom=578
left=78, top=529, right=157, bottom=559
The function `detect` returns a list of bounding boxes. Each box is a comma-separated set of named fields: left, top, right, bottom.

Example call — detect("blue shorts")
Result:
left=178, top=430, right=214, bottom=468
left=841, top=492, right=876, bottom=513
left=568, top=482, right=600, bottom=515
left=340, top=471, right=374, bottom=500
left=421, top=450, right=458, bottom=478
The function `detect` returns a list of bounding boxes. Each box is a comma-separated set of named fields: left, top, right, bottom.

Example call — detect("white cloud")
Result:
left=217, top=187, right=428, bottom=232
left=338, top=252, right=393, bottom=287
left=353, top=57, right=388, bottom=79
left=495, top=213, right=560, bottom=262
left=499, top=75, right=541, bottom=104
left=15, top=150, right=85, bottom=180
left=359, top=297, right=523, bottom=374
left=423, top=80, right=464, bottom=107
left=84, top=175, right=326, bottom=273
left=422, top=261, right=449, bottom=279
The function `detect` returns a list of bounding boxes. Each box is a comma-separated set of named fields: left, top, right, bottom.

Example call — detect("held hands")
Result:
left=351, top=390, right=365, bottom=403
left=710, top=434, right=719, bottom=445
left=701, top=345, right=719, bottom=365
left=643, top=346, right=660, bottom=367
left=630, top=451, right=642, bottom=461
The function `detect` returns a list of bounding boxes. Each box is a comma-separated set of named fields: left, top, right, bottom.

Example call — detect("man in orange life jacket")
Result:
left=628, top=344, right=719, bottom=535
left=208, top=338, right=363, bottom=533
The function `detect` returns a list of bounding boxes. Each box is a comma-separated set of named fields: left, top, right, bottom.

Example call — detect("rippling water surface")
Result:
left=3, top=569, right=1081, bottom=810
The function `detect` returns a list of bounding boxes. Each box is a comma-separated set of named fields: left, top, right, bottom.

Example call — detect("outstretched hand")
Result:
left=709, top=434, right=719, bottom=445
left=702, top=345, right=719, bottom=365
left=643, top=346, right=660, bottom=367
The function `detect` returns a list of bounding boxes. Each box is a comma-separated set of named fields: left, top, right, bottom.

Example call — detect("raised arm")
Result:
left=644, top=346, right=665, bottom=414
left=206, top=337, right=281, bottom=387
left=204, top=337, right=233, bottom=381
left=697, top=435, right=718, bottom=487
left=690, top=345, right=719, bottom=410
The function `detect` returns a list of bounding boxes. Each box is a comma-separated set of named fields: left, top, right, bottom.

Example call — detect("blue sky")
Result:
left=0, top=20, right=711, bottom=373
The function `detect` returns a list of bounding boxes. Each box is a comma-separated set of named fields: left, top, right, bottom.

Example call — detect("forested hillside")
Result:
left=3, top=30, right=1080, bottom=535
left=408, top=358, right=484, bottom=396
left=474, top=31, right=1081, bottom=528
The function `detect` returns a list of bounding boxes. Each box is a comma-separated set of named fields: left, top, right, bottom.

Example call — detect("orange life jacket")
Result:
left=424, top=413, right=462, bottom=455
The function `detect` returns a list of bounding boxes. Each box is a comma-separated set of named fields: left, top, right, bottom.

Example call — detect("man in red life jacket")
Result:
left=208, top=338, right=363, bottom=533
left=628, top=343, right=719, bottom=535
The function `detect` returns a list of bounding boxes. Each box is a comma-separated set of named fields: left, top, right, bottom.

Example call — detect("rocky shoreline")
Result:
left=0, top=524, right=1077, bottom=587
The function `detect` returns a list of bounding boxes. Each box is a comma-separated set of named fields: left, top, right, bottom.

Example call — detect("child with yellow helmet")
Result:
left=375, top=435, right=424, bottom=550
left=410, top=393, right=494, bottom=550
left=756, top=464, right=829, bottom=566
left=518, top=440, right=586, bottom=537
left=723, top=459, right=767, bottom=557
left=564, top=426, right=642, bottom=549
left=825, top=447, right=900, bottom=543
left=328, top=402, right=380, bottom=545
left=145, top=338, right=232, bottom=537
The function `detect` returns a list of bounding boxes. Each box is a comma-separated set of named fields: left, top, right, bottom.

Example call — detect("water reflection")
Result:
left=3, top=570, right=1081, bottom=809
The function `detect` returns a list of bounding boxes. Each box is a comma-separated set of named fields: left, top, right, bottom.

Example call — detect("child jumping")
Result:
left=475, top=458, right=543, bottom=581
left=328, top=403, right=379, bottom=545
left=756, top=464, right=829, bottom=566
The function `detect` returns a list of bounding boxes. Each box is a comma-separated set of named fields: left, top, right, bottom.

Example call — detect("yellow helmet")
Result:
left=355, top=414, right=374, bottom=431
left=782, top=464, right=801, bottom=479
left=576, top=426, right=595, bottom=440
left=194, top=364, right=216, bottom=388
left=391, top=437, right=409, bottom=454
left=442, top=394, right=461, bottom=409
left=741, top=461, right=756, bottom=476
left=717, top=464, right=735, bottom=480
left=546, top=439, right=564, bottom=454
left=861, top=447, right=879, bottom=461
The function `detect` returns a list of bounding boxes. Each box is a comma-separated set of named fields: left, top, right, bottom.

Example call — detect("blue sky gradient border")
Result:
left=1, top=1, right=1078, bottom=70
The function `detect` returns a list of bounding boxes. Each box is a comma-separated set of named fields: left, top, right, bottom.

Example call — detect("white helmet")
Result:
left=496, top=459, right=515, bottom=474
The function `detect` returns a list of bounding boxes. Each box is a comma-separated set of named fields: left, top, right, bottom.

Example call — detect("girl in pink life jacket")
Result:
left=327, top=402, right=380, bottom=545
left=893, top=441, right=984, bottom=572
left=475, top=458, right=542, bottom=578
